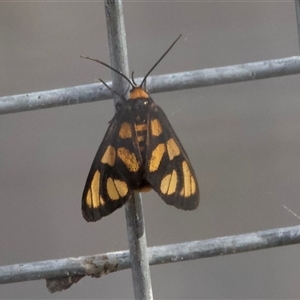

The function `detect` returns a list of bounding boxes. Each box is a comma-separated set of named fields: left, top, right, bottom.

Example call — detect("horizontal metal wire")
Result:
left=1, top=56, right=300, bottom=115
left=0, top=225, right=299, bottom=293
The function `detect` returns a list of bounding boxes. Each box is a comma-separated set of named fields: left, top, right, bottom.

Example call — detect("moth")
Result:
left=81, top=35, right=199, bottom=222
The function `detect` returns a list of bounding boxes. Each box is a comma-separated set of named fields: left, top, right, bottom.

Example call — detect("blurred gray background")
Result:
left=1, top=2, right=300, bottom=299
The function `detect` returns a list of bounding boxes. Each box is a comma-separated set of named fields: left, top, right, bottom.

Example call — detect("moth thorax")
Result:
left=132, top=98, right=149, bottom=122
left=129, top=87, right=149, bottom=100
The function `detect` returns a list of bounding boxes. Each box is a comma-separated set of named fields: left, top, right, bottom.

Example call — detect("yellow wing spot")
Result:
left=119, top=122, right=132, bottom=139
left=91, top=170, right=100, bottom=206
left=117, top=147, right=140, bottom=172
left=107, top=177, right=119, bottom=200
left=86, top=171, right=105, bottom=208
left=190, top=175, right=196, bottom=195
left=151, top=119, right=163, bottom=136
left=180, top=161, right=196, bottom=197
left=160, top=170, right=178, bottom=195
left=129, top=87, right=149, bottom=100
left=167, top=138, right=180, bottom=160
left=101, top=145, right=116, bottom=166
left=87, top=190, right=92, bottom=207
left=149, top=143, right=166, bottom=172
left=114, top=179, right=128, bottom=197
left=107, top=177, right=128, bottom=201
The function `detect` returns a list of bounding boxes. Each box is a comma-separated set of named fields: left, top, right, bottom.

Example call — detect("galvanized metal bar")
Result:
left=125, top=192, right=152, bottom=300
left=1, top=225, right=300, bottom=289
left=1, top=56, right=300, bottom=115
left=103, top=1, right=153, bottom=299
left=295, top=0, right=300, bottom=51
left=104, top=0, right=129, bottom=103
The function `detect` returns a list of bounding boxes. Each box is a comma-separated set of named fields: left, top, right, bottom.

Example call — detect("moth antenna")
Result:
left=131, top=71, right=137, bottom=86
left=98, top=78, right=127, bottom=106
left=139, top=34, right=182, bottom=88
left=80, top=55, right=134, bottom=89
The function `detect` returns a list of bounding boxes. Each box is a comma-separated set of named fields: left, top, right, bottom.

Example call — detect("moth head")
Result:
left=80, top=34, right=181, bottom=100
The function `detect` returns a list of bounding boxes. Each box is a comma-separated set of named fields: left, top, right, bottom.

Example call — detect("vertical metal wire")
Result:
left=125, top=193, right=153, bottom=300
left=295, top=0, right=300, bottom=51
left=104, top=1, right=153, bottom=299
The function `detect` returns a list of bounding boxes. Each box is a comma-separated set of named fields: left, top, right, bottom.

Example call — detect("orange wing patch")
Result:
left=119, top=122, right=132, bottom=139
left=160, top=169, right=178, bottom=195
left=149, top=143, right=166, bottom=172
left=166, top=138, right=180, bottom=160
left=180, top=161, right=197, bottom=197
left=101, top=146, right=116, bottom=166
left=117, top=147, right=140, bottom=172
left=151, top=119, right=163, bottom=136
left=86, top=170, right=105, bottom=208
left=107, top=177, right=128, bottom=200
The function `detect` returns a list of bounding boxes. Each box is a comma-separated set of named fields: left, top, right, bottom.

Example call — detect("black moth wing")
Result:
left=145, top=99, right=199, bottom=210
left=82, top=102, right=144, bottom=221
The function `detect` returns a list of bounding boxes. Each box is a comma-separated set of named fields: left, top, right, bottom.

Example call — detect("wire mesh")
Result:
left=1, top=0, right=300, bottom=298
